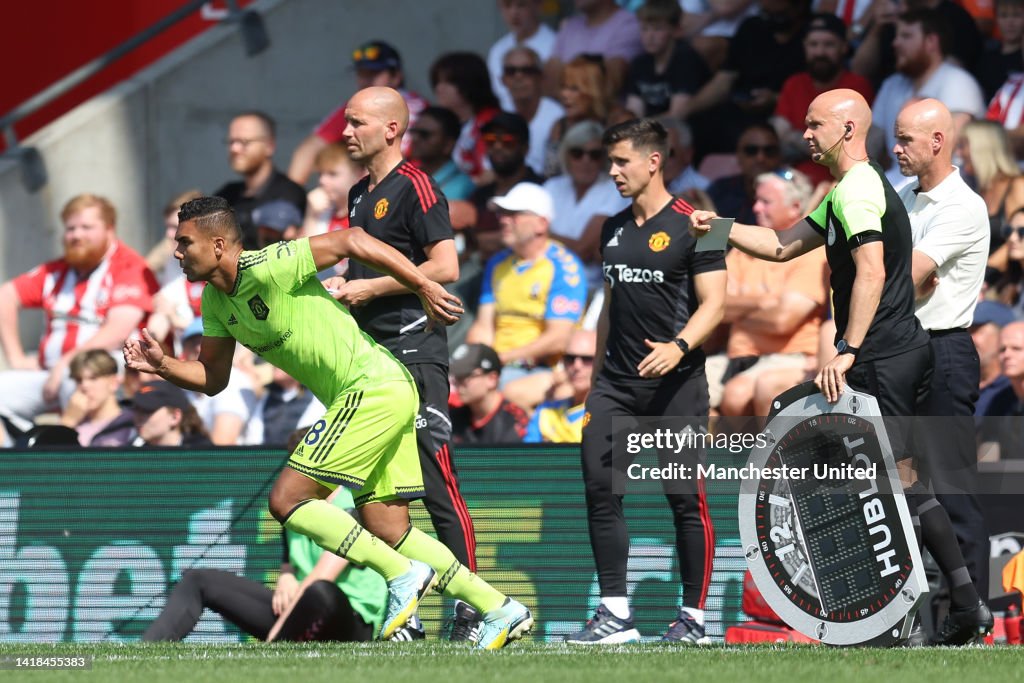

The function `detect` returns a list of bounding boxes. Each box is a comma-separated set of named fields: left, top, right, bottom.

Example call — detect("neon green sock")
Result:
left=284, top=499, right=410, bottom=581
left=395, top=526, right=506, bottom=613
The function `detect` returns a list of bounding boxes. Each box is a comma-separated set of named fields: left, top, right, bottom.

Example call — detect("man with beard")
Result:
left=466, top=112, right=544, bottom=263
left=772, top=13, right=875, bottom=185
left=214, top=111, right=307, bottom=251
left=872, top=9, right=985, bottom=158
left=0, top=194, right=159, bottom=444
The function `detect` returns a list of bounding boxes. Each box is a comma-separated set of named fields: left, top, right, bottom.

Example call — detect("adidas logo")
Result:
left=227, top=314, right=238, bottom=325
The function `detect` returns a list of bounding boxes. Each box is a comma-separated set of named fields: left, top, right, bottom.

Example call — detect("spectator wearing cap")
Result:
left=409, top=107, right=476, bottom=202
left=446, top=112, right=545, bottom=353
left=132, top=380, right=213, bottom=448
left=288, top=40, right=428, bottom=184
left=430, top=52, right=502, bottom=183
left=543, top=120, right=630, bottom=290
left=179, top=319, right=257, bottom=446
left=253, top=200, right=303, bottom=249
left=489, top=0, right=558, bottom=111
left=466, top=182, right=588, bottom=409
left=61, top=349, right=134, bottom=447
left=524, top=329, right=595, bottom=443
left=500, top=45, right=565, bottom=176
left=972, top=301, right=1018, bottom=418
left=771, top=13, right=874, bottom=186
left=449, top=343, right=529, bottom=444
left=214, top=111, right=307, bottom=251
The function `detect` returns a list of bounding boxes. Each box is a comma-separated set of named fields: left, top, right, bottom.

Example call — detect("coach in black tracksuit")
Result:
left=568, top=119, right=727, bottom=645
left=332, top=89, right=477, bottom=632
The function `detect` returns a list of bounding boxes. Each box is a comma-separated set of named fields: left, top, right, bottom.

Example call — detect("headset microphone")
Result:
left=812, top=124, right=852, bottom=162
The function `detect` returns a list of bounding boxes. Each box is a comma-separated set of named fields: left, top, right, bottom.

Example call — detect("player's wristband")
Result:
left=672, top=338, right=690, bottom=355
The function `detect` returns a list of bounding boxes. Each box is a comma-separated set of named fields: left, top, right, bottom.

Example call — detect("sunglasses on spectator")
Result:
left=409, top=128, right=437, bottom=140
left=1004, top=225, right=1024, bottom=240
left=568, top=148, right=604, bottom=162
left=483, top=132, right=519, bottom=146
left=773, top=167, right=797, bottom=181
left=503, top=65, right=541, bottom=77
left=352, top=46, right=380, bottom=61
left=564, top=353, right=595, bottom=364
left=741, top=144, right=780, bottom=158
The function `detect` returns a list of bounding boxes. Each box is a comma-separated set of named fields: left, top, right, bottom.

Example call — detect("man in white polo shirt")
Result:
left=894, top=97, right=993, bottom=644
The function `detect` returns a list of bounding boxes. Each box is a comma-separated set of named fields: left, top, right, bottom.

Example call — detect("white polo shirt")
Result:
left=900, top=166, right=990, bottom=330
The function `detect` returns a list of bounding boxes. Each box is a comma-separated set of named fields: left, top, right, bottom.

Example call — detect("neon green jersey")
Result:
left=201, top=239, right=409, bottom=404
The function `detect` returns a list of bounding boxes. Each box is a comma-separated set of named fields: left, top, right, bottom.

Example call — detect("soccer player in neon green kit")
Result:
left=123, top=193, right=532, bottom=649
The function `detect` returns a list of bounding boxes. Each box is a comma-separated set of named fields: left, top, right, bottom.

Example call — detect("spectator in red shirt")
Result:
left=288, top=41, right=428, bottom=185
left=449, top=343, right=529, bottom=444
left=0, top=194, right=159, bottom=443
left=430, top=52, right=502, bottom=183
left=771, top=13, right=875, bottom=185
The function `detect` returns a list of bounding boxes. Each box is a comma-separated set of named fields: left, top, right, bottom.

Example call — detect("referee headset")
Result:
left=812, top=124, right=852, bottom=162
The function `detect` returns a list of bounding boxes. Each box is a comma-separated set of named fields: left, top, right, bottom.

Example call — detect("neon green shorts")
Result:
left=287, top=376, right=424, bottom=506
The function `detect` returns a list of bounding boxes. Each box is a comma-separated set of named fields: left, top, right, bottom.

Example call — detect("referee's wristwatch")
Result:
left=672, top=338, right=690, bottom=355
left=836, top=339, right=859, bottom=358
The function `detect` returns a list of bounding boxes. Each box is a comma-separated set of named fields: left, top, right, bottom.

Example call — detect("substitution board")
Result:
left=738, top=382, right=927, bottom=646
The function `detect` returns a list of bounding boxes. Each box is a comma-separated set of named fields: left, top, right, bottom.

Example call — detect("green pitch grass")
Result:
left=1, top=642, right=1019, bottom=683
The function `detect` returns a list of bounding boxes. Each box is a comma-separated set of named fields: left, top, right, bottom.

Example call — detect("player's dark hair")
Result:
left=419, top=106, right=463, bottom=142
left=429, top=52, right=500, bottom=113
left=178, top=196, right=243, bottom=244
left=898, top=8, right=951, bottom=57
left=602, top=118, right=670, bottom=159
left=233, top=110, right=277, bottom=140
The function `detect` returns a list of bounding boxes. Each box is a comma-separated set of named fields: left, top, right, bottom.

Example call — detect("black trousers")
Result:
left=918, top=331, right=989, bottom=600
left=580, top=369, right=715, bottom=609
left=407, top=363, right=477, bottom=571
left=844, top=343, right=933, bottom=461
left=142, top=569, right=374, bottom=642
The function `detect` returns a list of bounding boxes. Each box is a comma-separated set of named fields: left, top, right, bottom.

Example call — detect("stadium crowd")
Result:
left=1, top=0, right=1023, bottom=647
left=3, top=0, right=1023, bottom=451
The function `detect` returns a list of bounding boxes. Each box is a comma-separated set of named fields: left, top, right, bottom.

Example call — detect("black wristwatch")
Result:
left=672, top=338, right=690, bottom=355
left=836, top=339, right=860, bottom=358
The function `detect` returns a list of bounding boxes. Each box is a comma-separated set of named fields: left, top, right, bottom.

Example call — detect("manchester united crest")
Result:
left=648, top=231, right=670, bottom=252
left=374, top=198, right=389, bottom=219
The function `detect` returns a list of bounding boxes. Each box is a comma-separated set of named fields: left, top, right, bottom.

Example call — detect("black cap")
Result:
left=972, top=301, right=1016, bottom=328
left=351, top=40, right=402, bottom=71
left=450, top=343, right=502, bottom=379
left=252, top=200, right=302, bottom=234
left=133, top=381, right=192, bottom=413
left=481, top=112, right=530, bottom=144
left=804, top=13, right=848, bottom=41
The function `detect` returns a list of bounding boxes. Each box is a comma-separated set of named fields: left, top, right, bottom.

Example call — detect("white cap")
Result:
left=487, top=182, right=555, bottom=222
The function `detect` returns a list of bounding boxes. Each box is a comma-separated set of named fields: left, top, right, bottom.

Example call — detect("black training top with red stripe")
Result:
left=347, top=160, right=454, bottom=365
left=599, top=196, right=726, bottom=382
